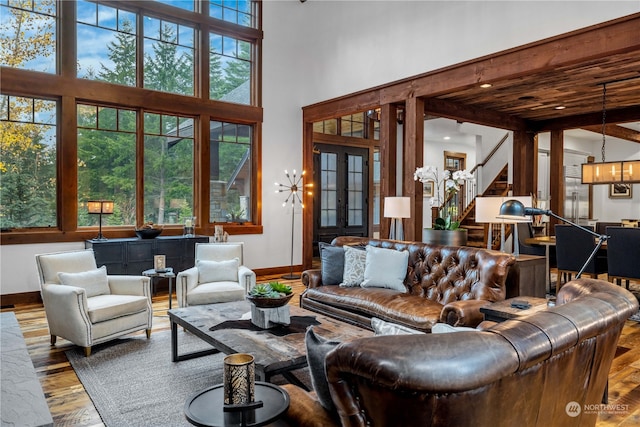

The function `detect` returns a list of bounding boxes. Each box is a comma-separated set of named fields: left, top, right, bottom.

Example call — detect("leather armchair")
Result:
left=35, top=249, right=153, bottom=357
left=176, top=242, right=256, bottom=307
left=283, top=278, right=638, bottom=427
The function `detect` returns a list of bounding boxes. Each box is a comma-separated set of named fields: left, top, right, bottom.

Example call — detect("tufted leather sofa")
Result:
left=284, top=278, right=638, bottom=427
left=301, top=236, right=517, bottom=331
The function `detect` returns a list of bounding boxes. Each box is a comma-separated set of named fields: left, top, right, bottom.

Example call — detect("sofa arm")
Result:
left=108, top=275, right=151, bottom=298
left=302, top=269, right=323, bottom=288
left=41, top=284, right=92, bottom=346
left=238, top=265, right=256, bottom=293
left=176, top=267, right=199, bottom=307
left=440, top=299, right=492, bottom=327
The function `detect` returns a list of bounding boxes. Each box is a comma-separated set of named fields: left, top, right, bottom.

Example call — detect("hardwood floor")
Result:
left=3, top=273, right=640, bottom=426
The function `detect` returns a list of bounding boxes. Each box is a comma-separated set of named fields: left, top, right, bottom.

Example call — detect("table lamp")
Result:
left=87, top=200, right=114, bottom=241
left=384, top=197, right=411, bottom=240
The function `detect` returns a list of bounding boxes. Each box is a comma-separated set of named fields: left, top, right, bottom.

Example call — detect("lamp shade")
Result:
left=384, top=197, right=411, bottom=218
left=582, top=160, right=640, bottom=184
left=87, top=200, right=114, bottom=214
left=478, top=196, right=532, bottom=223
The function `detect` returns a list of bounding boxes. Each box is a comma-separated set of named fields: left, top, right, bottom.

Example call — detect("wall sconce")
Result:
left=384, top=197, right=411, bottom=240
left=87, top=200, right=114, bottom=241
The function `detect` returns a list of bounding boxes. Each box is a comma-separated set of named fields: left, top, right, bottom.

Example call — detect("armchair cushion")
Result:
left=187, top=282, right=245, bottom=305
left=197, top=258, right=239, bottom=283
left=86, top=294, right=150, bottom=323
left=305, top=327, right=340, bottom=414
left=58, top=266, right=110, bottom=298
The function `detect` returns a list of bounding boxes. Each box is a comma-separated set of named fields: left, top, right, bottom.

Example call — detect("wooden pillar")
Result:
left=379, top=104, right=398, bottom=240
left=512, top=130, right=537, bottom=196
left=403, top=97, right=424, bottom=241
left=549, top=130, right=564, bottom=236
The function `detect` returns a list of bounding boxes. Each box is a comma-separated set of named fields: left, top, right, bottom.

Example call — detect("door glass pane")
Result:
left=347, top=154, right=363, bottom=226
left=320, top=152, right=337, bottom=227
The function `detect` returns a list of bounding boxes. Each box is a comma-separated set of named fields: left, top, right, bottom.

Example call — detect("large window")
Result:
left=0, top=0, right=262, bottom=242
left=210, top=32, right=251, bottom=104
left=144, top=113, right=194, bottom=225
left=0, top=95, right=57, bottom=228
left=77, top=104, right=137, bottom=227
left=209, top=121, right=252, bottom=222
left=144, top=17, right=195, bottom=96
left=76, top=1, right=137, bottom=84
left=0, top=0, right=57, bottom=73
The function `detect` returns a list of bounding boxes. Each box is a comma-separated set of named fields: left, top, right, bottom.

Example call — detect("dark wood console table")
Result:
left=86, top=235, right=208, bottom=275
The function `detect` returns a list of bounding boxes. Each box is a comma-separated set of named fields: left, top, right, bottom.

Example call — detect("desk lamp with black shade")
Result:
left=498, top=199, right=608, bottom=279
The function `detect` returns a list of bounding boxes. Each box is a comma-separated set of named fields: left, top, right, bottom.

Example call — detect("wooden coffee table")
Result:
left=480, top=296, right=550, bottom=323
left=168, top=301, right=372, bottom=389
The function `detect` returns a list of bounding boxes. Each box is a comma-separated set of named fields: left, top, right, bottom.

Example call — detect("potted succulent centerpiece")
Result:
left=414, top=165, right=474, bottom=246
left=246, top=282, right=294, bottom=308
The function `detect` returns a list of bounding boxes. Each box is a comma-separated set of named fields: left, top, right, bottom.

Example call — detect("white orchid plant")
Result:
left=414, top=166, right=475, bottom=230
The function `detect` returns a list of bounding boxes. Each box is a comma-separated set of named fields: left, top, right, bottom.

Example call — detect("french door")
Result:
left=313, top=144, right=369, bottom=250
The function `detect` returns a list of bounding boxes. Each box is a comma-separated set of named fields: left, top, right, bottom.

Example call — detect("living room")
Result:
left=2, top=1, right=640, bottom=426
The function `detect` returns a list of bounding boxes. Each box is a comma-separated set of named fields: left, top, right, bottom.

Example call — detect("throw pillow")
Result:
left=431, top=323, right=479, bottom=333
left=305, top=326, right=341, bottom=413
left=318, top=242, right=345, bottom=285
left=340, top=245, right=367, bottom=287
left=360, top=245, right=409, bottom=292
left=371, top=317, right=425, bottom=336
left=58, top=265, right=110, bottom=298
left=197, top=258, right=239, bottom=283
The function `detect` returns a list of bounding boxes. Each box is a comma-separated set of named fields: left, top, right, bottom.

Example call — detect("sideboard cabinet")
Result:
left=86, top=236, right=209, bottom=275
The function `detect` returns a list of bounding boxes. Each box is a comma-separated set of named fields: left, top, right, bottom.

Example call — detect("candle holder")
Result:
left=183, top=216, right=196, bottom=237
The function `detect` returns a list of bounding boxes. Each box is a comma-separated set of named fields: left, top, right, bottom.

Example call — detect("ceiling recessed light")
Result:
left=555, top=106, right=566, bottom=110
left=480, top=83, right=492, bottom=88
left=444, top=136, right=451, bottom=140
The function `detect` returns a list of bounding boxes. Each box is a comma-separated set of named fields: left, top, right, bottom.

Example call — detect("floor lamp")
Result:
left=275, top=169, right=312, bottom=280
left=499, top=199, right=608, bottom=277
left=384, top=197, right=411, bottom=240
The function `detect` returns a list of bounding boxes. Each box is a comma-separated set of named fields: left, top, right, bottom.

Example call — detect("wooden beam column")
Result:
left=512, top=130, right=537, bottom=197
left=379, top=104, right=398, bottom=239
left=404, top=97, right=424, bottom=241
left=549, top=130, right=565, bottom=235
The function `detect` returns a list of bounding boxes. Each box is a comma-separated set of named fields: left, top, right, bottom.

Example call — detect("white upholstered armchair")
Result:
left=35, top=249, right=153, bottom=357
left=176, top=242, right=256, bottom=307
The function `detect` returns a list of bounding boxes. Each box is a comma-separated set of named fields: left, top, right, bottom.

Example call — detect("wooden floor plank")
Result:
left=2, top=272, right=639, bottom=426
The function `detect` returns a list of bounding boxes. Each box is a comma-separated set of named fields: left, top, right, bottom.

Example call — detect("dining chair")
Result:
left=606, top=226, right=640, bottom=290
left=516, top=223, right=546, bottom=257
left=554, top=224, right=608, bottom=290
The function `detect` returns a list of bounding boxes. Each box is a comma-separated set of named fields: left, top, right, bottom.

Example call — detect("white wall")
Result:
left=2, top=1, right=638, bottom=295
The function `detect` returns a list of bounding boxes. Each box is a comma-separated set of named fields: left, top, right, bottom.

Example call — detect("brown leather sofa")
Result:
left=283, top=278, right=638, bottom=427
left=301, top=236, right=517, bottom=331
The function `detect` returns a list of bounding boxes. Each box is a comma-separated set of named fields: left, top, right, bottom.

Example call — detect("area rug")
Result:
left=66, top=329, right=310, bottom=427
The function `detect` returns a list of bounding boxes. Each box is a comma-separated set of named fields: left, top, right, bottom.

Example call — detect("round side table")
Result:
left=184, top=381, right=290, bottom=427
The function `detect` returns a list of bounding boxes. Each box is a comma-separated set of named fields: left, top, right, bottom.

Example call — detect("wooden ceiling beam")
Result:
left=423, top=97, right=529, bottom=131
left=533, top=105, right=640, bottom=131
left=378, top=14, right=640, bottom=104
left=581, top=124, right=640, bottom=144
